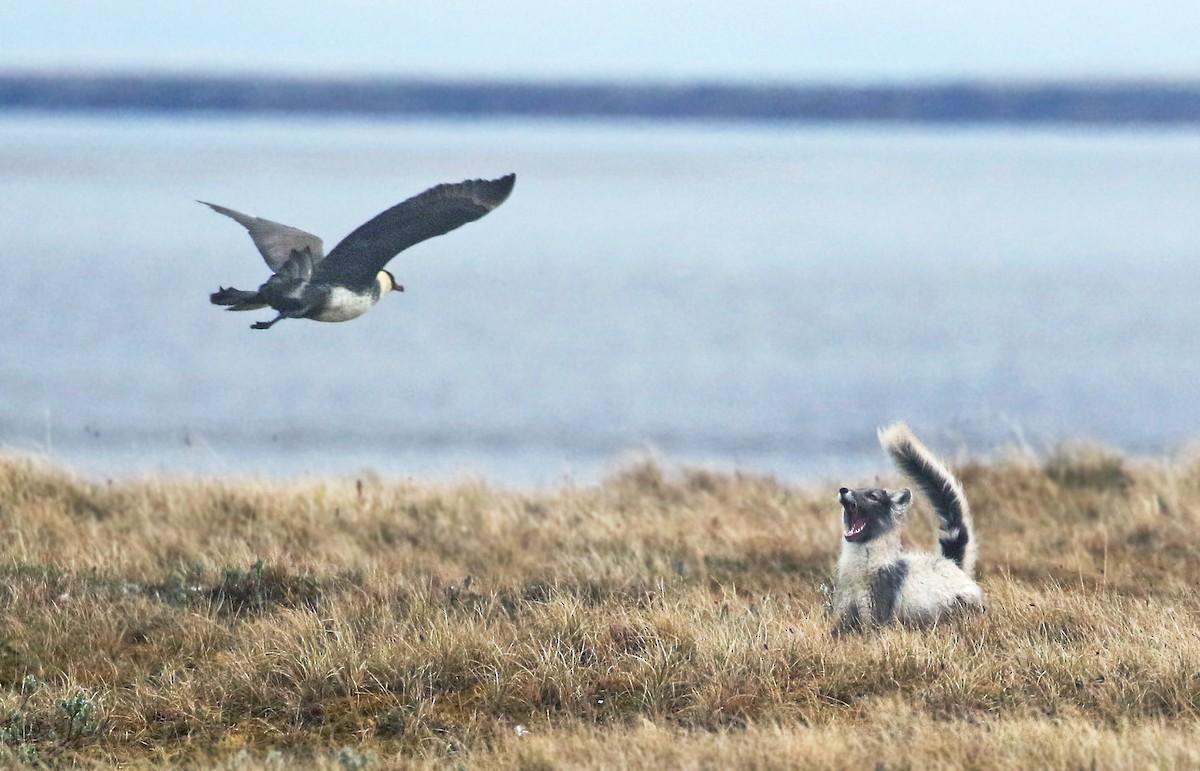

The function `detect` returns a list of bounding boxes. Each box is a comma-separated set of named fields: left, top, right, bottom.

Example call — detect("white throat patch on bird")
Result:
left=376, top=270, right=404, bottom=295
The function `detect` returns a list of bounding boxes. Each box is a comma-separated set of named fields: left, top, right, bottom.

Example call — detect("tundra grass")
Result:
left=0, top=445, right=1197, bottom=768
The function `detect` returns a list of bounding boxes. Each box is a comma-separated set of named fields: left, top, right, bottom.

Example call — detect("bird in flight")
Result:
left=204, top=173, right=515, bottom=329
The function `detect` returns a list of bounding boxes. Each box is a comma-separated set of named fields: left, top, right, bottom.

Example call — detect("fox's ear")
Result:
left=890, top=488, right=912, bottom=507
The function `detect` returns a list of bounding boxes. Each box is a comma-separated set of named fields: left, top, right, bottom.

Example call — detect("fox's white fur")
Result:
left=831, top=422, right=985, bottom=635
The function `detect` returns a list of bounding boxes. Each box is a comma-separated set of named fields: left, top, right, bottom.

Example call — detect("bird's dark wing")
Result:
left=316, top=174, right=515, bottom=288
left=199, top=201, right=325, bottom=272
left=274, top=245, right=316, bottom=283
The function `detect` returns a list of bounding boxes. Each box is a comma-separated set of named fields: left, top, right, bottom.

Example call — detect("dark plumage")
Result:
left=204, top=174, right=515, bottom=329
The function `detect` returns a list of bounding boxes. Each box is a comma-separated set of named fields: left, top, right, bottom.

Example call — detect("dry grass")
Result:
left=0, top=445, right=1198, bottom=768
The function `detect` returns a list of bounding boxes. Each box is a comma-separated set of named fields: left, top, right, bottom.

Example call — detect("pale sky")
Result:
left=2, top=1, right=1199, bottom=82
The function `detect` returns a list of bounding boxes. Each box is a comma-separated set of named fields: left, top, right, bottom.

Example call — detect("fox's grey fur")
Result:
left=831, top=422, right=984, bottom=635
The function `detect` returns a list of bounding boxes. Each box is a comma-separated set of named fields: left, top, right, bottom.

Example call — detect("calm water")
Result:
left=1, top=114, right=1198, bottom=486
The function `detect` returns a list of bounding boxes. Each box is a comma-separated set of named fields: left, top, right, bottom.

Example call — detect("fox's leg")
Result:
left=830, top=606, right=865, bottom=637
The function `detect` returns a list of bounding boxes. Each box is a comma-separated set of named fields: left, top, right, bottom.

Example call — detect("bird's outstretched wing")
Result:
left=316, top=174, right=515, bottom=288
left=199, top=201, right=325, bottom=272
left=274, top=245, right=316, bottom=283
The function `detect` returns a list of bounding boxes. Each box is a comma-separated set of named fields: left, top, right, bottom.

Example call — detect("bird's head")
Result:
left=377, top=270, right=405, bottom=295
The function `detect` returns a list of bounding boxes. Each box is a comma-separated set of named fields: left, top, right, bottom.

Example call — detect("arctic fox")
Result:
left=831, top=422, right=985, bottom=635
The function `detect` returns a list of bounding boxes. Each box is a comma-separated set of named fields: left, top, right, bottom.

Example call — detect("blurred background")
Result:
left=1, top=2, right=1198, bottom=487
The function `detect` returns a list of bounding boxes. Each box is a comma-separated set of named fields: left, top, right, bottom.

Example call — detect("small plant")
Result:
left=211, top=559, right=323, bottom=616
left=0, top=674, right=40, bottom=762
left=818, top=582, right=834, bottom=615
left=336, top=746, right=376, bottom=770
left=0, top=675, right=106, bottom=763
left=57, top=688, right=103, bottom=747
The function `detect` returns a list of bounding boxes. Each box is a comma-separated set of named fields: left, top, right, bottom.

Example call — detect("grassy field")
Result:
left=0, top=443, right=1198, bottom=768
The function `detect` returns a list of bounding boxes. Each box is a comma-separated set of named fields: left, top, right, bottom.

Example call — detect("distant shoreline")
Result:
left=3, top=72, right=1200, bottom=125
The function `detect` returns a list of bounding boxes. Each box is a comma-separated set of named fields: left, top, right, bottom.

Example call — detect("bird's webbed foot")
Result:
left=251, top=315, right=283, bottom=330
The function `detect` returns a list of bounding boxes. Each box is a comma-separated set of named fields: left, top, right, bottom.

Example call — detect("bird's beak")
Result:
left=394, top=284, right=405, bottom=292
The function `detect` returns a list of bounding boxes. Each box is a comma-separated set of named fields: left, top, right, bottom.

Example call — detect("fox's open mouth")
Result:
left=838, top=488, right=870, bottom=541
left=843, top=508, right=869, bottom=540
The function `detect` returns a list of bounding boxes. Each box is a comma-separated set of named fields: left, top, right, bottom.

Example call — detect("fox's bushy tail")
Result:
left=878, top=422, right=976, bottom=576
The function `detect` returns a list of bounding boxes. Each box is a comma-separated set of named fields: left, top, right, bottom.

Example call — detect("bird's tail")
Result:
left=878, top=422, right=976, bottom=577
left=210, top=287, right=267, bottom=311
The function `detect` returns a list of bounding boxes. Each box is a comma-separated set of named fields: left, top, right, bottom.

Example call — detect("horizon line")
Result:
left=4, top=71, right=1200, bottom=126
